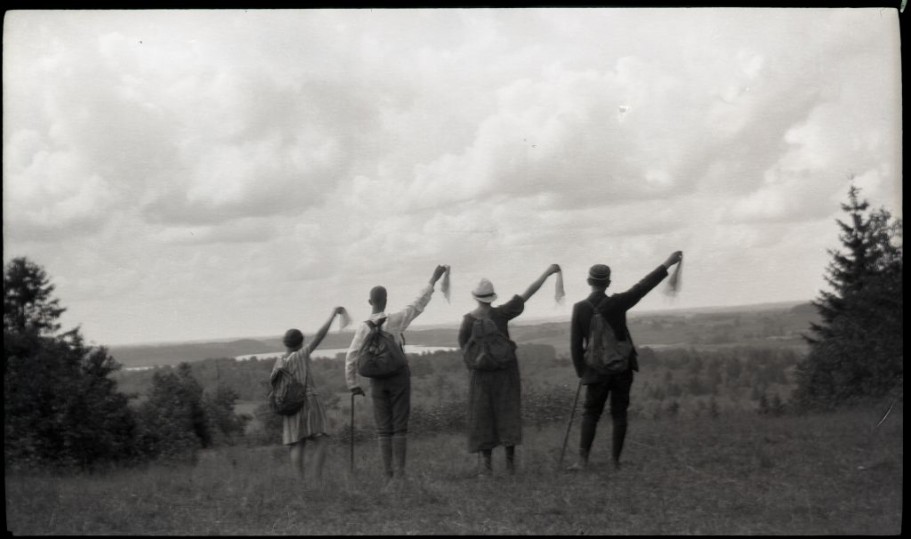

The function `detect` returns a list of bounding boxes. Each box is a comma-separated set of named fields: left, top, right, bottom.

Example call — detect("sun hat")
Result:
left=471, top=278, right=497, bottom=303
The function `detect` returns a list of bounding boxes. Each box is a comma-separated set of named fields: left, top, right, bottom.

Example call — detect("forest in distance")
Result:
left=108, top=300, right=817, bottom=370
left=110, top=301, right=817, bottom=447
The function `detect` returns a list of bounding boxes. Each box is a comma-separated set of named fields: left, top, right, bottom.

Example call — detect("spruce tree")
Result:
left=796, top=186, right=903, bottom=408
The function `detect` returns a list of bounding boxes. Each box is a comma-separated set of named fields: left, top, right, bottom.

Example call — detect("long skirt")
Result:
left=466, top=362, right=522, bottom=452
left=282, top=393, right=329, bottom=445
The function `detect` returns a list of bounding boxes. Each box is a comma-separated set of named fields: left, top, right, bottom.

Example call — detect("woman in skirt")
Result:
left=459, top=264, right=561, bottom=476
left=272, top=306, right=346, bottom=482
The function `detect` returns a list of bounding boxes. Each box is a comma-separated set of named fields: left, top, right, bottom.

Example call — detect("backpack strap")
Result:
left=587, top=296, right=628, bottom=342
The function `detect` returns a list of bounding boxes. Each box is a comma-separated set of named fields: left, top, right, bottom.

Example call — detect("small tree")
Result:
left=135, top=363, right=212, bottom=461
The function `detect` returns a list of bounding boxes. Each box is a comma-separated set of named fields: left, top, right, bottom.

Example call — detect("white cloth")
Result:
left=555, top=270, right=565, bottom=304
left=338, top=307, right=352, bottom=331
left=344, top=283, right=435, bottom=389
left=441, top=266, right=451, bottom=303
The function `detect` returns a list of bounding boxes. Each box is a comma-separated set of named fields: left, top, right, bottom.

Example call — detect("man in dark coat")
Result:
left=568, top=251, right=683, bottom=470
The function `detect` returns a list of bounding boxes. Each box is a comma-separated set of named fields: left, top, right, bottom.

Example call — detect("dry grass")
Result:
left=5, top=404, right=902, bottom=535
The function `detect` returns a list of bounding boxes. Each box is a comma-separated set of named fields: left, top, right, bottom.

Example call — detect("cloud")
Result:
left=2, top=9, right=901, bottom=345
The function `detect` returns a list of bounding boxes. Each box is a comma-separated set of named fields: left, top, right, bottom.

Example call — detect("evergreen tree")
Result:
left=806, top=186, right=902, bottom=343
left=3, top=257, right=66, bottom=335
left=796, top=186, right=903, bottom=408
left=4, top=257, right=137, bottom=469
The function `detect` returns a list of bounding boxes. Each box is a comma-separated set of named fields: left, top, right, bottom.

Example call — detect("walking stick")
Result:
left=559, top=380, right=583, bottom=468
left=349, top=392, right=356, bottom=475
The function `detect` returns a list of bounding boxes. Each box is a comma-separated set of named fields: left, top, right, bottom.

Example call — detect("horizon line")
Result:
left=106, top=298, right=814, bottom=349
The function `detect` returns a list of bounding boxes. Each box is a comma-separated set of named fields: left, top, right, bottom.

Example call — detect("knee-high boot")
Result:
left=505, top=446, right=516, bottom=475
left=479, top=449, right=493, bottom=477
left=611, top=424, right=627, bottom=468
left=378, top=436, right=394, bottom=478
left=392, top=434, right=407, bottom=478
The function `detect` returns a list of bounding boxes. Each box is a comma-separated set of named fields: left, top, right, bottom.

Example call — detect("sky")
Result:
left=3, top=8, right=902, bottom=347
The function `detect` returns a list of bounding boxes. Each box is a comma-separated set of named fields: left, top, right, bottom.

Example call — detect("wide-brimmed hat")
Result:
left=471, top=278, right=497, bottom=303
left=588, top=264, right=611, bottom=283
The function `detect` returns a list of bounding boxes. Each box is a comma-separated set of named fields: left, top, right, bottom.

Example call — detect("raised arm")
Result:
left=307, top=306, right=345, bottom=353
left=387, top=265, right=448, bottom=332
left=603, top=251, right=683, bottom=313
left=519, top=264, right=561, bottom=302
left=662, top=251, right=683, bottom=271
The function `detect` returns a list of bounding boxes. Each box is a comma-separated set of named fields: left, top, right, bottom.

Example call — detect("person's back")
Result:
left=568, top=252, right=682, bottom=471
left=272, top=306, right=346, bottom=484
left=344, top=265, right=447, bottom=486
left=459, top=265, right=561, bottom=477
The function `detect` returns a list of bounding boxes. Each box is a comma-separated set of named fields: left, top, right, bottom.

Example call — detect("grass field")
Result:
left=5, top=404, right=902, bottom=535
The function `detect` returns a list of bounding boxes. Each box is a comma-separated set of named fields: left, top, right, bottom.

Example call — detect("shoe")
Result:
left=565, top=460, right=588, bottom=472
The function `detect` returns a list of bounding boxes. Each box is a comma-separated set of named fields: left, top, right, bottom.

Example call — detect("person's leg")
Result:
left=504, top=445, right=516, bottom=474
left=609, top=371, right=634, bottom=469
left=309, top=435, right=328, bottom=483
left=389, top=368, right=412, bottom=479
left=575, top=381, right=610, bottom=468
left=289, top=440, right=305, bottom=479
left=371, top=379, right=394, bottom=479
left=479, top=449, right=493, bottom=476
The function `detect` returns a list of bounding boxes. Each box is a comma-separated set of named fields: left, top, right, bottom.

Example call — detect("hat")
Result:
left=588, top=264, right=611, bottom=283
left=283, top=329, right=304, bottom=349
left=471, top=278, right=498, bottom=303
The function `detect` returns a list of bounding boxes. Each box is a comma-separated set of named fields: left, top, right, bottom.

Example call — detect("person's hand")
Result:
left=548, top=264, right=562, bottom=276
left=351, top=386, right=365, bottom=397
left=664, top=251, right=683, bottom=268
left=430, top=265, right=447, bottom=284
left=334, top=306, right=346, bottom=316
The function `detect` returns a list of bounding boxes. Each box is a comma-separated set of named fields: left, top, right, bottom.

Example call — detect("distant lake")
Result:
left=234, top=345, right=459, bottom=362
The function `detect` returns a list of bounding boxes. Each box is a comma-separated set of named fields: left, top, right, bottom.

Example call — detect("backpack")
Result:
left=462, top=316, right=517, bottom=371
left=268, top=359, right=307, bottom=416
left=584, top=299, right=633, bottom=374
left=357, top=318, right=408, bottom=378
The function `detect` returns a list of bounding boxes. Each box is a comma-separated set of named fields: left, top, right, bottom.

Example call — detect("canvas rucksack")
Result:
left=268, top=358, right=307, bottom=416
left=357, top=318, right=408, bottom=378
left=462, top=316, right=517, bottom=371
left=584, top=299, right=633, bottom=374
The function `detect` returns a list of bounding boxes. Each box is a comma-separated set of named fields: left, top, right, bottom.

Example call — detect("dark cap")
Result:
left=283, top=329, right=304, bottom=349
left=588, top=264, right=611, bottom=282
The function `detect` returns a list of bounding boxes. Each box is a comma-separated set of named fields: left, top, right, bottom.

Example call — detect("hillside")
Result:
left=5, top=404, right=902, bottom=534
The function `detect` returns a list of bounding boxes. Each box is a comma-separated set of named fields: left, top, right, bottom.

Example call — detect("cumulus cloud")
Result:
left=2, top=8, right=901, bottom=345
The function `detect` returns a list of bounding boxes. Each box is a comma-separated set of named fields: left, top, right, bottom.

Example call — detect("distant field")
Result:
left=108, top=302, right=818, bottom=369
left=5, top=404, right=901, bottom=535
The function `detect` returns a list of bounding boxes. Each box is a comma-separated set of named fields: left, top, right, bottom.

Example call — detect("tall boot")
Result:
left=505, top=446, right=516, bottom=475
left=392, top=434, right=407, bottom=478
left=378, top=436, right=394, bottom=479
left=611, top=424, right=627, bottom=469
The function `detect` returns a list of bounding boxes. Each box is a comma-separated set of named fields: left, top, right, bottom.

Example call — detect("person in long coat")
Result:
left=272, top=306, right=346, bottom=482
left=458, top=264, right=561, bottom=477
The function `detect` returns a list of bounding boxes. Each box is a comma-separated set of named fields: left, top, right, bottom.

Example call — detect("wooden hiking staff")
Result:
left=349, top=393, right=356, bottom=474
left=559, top=380, right=583, bottom=468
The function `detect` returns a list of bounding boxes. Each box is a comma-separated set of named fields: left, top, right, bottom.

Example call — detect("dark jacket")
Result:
left=570, top=265, right=668, bottom=384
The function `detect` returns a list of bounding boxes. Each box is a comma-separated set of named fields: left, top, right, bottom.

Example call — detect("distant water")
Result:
left=234, top=345, right=458, bottom=362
